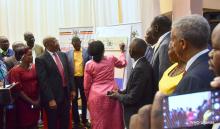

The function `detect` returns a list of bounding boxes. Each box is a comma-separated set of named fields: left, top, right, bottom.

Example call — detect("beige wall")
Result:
left=160, top=0, right=172, bottom=14
left=172, top=0, right=202, bottom=20
left=160, top=0, right=220, bottom=15
left=203, top=0, right=220, bottom=10
left=172, top=0, right=191, bottom=20
left=140, top=0, right=160, bottom=38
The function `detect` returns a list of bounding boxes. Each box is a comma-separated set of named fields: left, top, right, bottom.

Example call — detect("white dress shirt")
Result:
left=132, top=57, right=144, bottom=69
left=32, top=45, right=36, bottom=64
left=153, top=31, right=170, bottom=53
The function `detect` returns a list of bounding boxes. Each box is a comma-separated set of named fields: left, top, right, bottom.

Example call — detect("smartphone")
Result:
left=107, top=91, right=113, bottom=96
left=163, top=90, right=220, bottom=128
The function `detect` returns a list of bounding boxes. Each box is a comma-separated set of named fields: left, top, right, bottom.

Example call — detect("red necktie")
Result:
left=53, top=53, right=66, bottom=87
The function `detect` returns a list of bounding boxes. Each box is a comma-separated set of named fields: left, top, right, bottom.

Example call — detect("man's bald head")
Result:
left=0, top=36, right=9, bottom=51
left=212, top=23, right=220, bottom=45
left=129, top=38, right=147, bottom=60
left=0, top=36, right=7, bottom=41
left=209, top=23, right=220, bottom=75
left=24, top=32, right=33, bottom=37
left=24, top=32, right=35, bottom=48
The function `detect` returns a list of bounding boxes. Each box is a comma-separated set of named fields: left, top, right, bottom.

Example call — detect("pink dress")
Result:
left=84, top=53, right=126, bottom=129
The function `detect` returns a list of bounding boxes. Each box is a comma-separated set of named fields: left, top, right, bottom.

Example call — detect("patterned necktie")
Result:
left=53, top=53, right=66, bottom=87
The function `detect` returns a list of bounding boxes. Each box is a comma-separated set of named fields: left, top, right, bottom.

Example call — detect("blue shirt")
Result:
left=0, top=60, right=8, bottom=84
left=0, top=48, right=14, bottom=60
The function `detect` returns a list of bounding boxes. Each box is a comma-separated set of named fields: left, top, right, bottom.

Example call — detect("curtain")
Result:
left=121, top=0, right=141, bottom=24
left=0, top=0, right=141, bottom=44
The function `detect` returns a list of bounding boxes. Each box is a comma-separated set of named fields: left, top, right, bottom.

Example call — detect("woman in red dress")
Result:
left=8, top=47, right=40, bottom=129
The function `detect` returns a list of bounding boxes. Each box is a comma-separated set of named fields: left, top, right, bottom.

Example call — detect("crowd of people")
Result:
left=0, top=13, right=219, bottom=129
left=165, top=99, right=212, bottom=128
left=130, top=15, right=220, bottom=129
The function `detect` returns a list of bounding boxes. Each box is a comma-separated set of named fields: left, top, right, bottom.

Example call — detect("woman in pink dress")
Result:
left=84, top=41, right=127, bottom=129
left=8, top=47, right=40, bottom=129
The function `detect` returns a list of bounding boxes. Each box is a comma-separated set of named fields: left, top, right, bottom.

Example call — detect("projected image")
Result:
left=163, top=91, right=217, bottom=128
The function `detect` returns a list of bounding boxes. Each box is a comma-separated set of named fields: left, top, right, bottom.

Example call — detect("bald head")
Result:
left=24, top=32, right=33, bottom=37
left=0, top=36, right=9, bottom=51
left=209, top=23, right=220, bottom=75
left=0, top=36, right=7, bottom=41
left=129, top=38, right=147, bottom=60
left=212, top=23, right=220, bottom=46
left=145, top=15, right=171, bottom=45
left=24, top=32, right=35, bottom=48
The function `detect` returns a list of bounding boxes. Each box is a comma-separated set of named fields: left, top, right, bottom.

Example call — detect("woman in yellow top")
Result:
left=159, top=42, right=186, bottom=95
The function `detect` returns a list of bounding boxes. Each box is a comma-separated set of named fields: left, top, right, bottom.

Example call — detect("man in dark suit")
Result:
left=110, top=38, right=156, bottom=129
left=171, top=15, right=215, bottom=129
left=66, top=36, right=90, bottom=128
left=145, top=15, right=172, bottom=84
left=35, top=37, right=76, bottom=129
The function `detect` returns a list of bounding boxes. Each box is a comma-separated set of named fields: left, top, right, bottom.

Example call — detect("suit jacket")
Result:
left=35, top=51, right=75, bottom=104
left=118, top=57, right=156, bottom=127
left=173, top=52, right=214, bottom=95
left=66, top=48, right=90, bottom=77
left=151, top=32, right=171, bottom=85
left=3, top=56, right=19, bottom=70
left=145, top=45, right=154, bottom=63
left=173, top=52, right=215, bottom=129
left=33, top=44, right=44, bottom=57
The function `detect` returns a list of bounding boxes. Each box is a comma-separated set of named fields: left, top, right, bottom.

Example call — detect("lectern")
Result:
left=0, top=83, right=17, bottom=129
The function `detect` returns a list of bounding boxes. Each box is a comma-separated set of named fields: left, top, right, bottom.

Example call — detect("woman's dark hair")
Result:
left=22, top=47, right=30, bottom=55
left=15, top=46, right=30, bottom=61
left=88, top=40, right=104, bottom=63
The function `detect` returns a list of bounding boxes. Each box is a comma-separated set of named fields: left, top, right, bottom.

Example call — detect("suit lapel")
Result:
left=69, top=50, right=74, bottom=66
left=82, top=48, right=86, bottom=65
left=45, top=51, right=55, bottom=65
left=187, top=52, right=209, bottom=73
left=45, top=51, right=60, bottom=74
left=151, top=32, right=170, bottom=64
left=127, top=58, right=145, bottom=89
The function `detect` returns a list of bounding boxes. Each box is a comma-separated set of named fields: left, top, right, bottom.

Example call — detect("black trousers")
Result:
left=44, top=88, right=70, bottom=129
left=72, top=76, right=87, bottom=125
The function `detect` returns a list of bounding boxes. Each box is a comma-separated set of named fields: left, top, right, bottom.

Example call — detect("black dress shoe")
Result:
left=82, top=121, right=91, bottom=128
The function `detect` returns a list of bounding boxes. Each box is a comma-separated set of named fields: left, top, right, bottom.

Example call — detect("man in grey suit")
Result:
left=35, top=37, right=76, bottom=129
left=145, top=15, right=172, bottom=84
left=110, top=38, right=156, bottom=129
left=171, top=15, right=214, bottom=129
left=66, top=36, right=90, bottom=128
